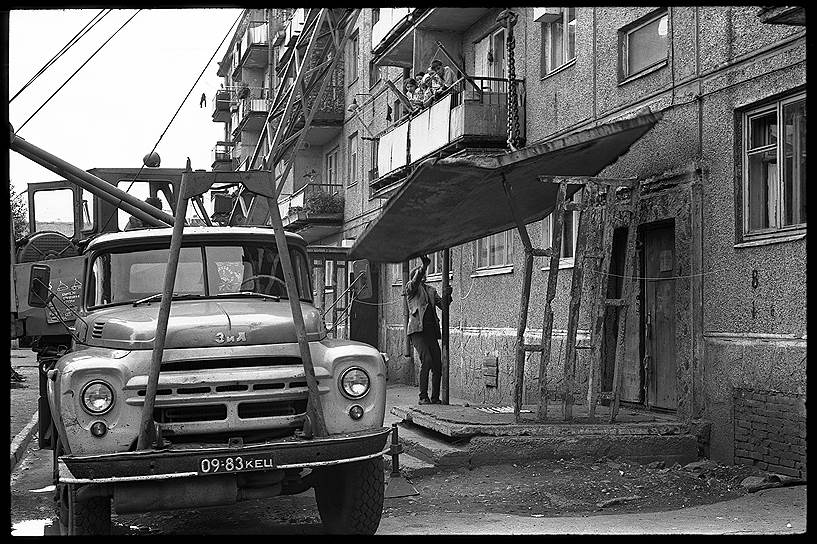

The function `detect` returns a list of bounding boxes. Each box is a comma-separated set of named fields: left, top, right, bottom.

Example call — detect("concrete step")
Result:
left=394, top=421, right=471, bottom=469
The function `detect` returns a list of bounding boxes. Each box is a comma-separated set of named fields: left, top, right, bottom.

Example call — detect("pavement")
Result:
left=10, top=348, right=40, bottom=472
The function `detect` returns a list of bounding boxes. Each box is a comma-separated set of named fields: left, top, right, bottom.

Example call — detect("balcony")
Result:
left=240, top=22, right=269, bottom=68
left=371, top=76, right=525, bottom=196
left=373, top=7, right=492, bottom=68
left=211, top=89, right=235, bottom=123
left=278, top=8, right=306, bottom=62
left=233, top=95, right=271, bottom=135
left=211, top=141, right=236, bottom=172
left=278, top=182, right=344, bottom=242
left=371, top=8, right=415, bottom=53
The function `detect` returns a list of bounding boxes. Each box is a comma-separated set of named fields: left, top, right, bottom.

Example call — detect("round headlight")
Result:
left=81, top=381, right=114, bottom=415
left=340, top=367, right=370, bottom=399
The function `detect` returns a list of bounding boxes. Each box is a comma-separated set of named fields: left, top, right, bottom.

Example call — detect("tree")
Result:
left=10, top=181, right=28, bottom=240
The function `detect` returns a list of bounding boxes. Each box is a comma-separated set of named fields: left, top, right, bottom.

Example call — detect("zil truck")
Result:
left=10, top=136, right=389, bottom=535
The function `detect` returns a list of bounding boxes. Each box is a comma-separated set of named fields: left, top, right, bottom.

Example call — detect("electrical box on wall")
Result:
left=483, top=353, right=498, bottom=387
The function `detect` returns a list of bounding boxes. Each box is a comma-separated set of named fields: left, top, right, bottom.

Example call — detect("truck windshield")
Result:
left=88, top=243, right=312, bottom=308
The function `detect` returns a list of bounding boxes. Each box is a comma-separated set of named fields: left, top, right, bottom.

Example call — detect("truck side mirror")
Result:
left=28, top=264, right=52, bottom=308
left=352, top=260, right=373, bottom=300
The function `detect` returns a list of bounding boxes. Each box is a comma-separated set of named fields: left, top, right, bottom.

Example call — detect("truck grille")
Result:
left=154, top=405, right=228, bottom=423
left=161, top=356, right=302, bottom=372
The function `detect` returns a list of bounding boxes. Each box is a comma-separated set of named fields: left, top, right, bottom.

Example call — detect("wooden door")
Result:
left=644, top=223, right=676, bottom=410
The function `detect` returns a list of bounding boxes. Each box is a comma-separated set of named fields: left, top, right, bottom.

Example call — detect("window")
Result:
left=347, top=33, right=359, bottom=83
left=326, top=147, right=339, bottom=185
left=372, top=8, right=380, bottom=25
left=369, top=60, right=382, bottom=88
left=368, top=138, right=379, bottom=181
left=475, top=230, right=514, bottom=270
left=540, top=7, right=576, bottom=76
left=33, top=188, right=75, bottom=237
left=743, top=93, right=806, bottom=237
left=347, top=133, right=359, bottom=186
left=620, top=10, right=669, bottom=80
left=325, top=259, right=335, bottom=288
left=541, top=189, right=582, bottom=267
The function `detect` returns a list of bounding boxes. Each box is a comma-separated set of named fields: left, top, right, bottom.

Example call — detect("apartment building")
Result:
left=212, top=7, right=806, bottom=476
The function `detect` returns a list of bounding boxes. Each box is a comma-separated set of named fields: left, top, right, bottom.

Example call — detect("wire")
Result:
left=10, top=9, right=110, bottom=103
left=15, top=9, right=141, bottom=133
left=97, top=10, right=243, bottom=234
left=587, top=265, right=736, bottom=282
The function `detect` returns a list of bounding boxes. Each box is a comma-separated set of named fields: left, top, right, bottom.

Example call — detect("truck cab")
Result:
left=20, top=226, right=388, bottom=535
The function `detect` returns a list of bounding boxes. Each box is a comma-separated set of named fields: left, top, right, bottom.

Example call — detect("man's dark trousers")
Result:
left=410, top=330, right=441, bottom=401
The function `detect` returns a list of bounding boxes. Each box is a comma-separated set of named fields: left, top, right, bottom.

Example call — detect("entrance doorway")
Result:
left=642, top=221, right=677, bottom=411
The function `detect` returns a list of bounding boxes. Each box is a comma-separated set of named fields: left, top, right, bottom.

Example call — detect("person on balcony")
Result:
left=404, top=255, right=453, bottom=405
left=429, top=59, right=456, bottom=97
left=419, top=74, right=435, bottom=107
left=404, top=78, right=424, bottom=111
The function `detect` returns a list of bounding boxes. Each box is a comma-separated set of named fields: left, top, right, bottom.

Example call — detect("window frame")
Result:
left=346, top=32, right=359, bottom=86
left=619, top=9, right=669, bottom=82
left=325, top=146, right=339, bottom=186
left=347, top=132, right=359, bottom=187
left=741, top=92, right=807, bottom=240
left=540, top=189, right=581, bottom=270
left=474, top=230, right=515, bottom=271
left=540, top=7, right=577, bottom=78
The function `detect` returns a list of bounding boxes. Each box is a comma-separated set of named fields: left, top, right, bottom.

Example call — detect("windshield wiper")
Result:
left=215, top=291, right=281, bottom=302
left=132, top=293, right=203, bottom=307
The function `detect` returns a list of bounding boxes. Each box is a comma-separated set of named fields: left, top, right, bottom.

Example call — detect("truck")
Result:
left=9, top=139, right=390, bottom=535
left=18, top=224, right=389, bottom=535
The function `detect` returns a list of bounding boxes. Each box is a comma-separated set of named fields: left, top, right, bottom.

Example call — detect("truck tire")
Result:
left=314, top=457, right=384, bottom=535
left=57, top=483, right=111, bottom=535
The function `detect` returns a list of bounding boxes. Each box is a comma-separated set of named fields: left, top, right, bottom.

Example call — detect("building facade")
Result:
left=212, top=7, right=806, bottom=476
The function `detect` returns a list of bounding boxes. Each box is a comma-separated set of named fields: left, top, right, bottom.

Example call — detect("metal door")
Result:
left=643, top=222, right=676, bottom=410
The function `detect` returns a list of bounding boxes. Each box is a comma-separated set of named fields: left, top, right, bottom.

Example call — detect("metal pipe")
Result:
left=9, top=133, right=175, bottom=227
left=441, top=248, right=450, bottom=405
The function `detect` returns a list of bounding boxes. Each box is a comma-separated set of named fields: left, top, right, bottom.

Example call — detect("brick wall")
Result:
left=733, top=388, right=806, bottom=479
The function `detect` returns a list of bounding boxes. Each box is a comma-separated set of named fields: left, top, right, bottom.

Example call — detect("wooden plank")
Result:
left=537, top=181, right=567, bottom=421
left=562, top=186, right=592, bottom=421
left=586, top=187, right=617, bottom=422
left=513, top=251, right=534, bottom=423
left=610, top=183, right=641, bottom=422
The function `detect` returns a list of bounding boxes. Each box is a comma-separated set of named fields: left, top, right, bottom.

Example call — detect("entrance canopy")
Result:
left=349, top=112, right=661, bottom=263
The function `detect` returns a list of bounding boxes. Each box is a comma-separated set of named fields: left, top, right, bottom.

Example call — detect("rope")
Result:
left=97, top=10, right=243, bottom=233
left=10, top=9, right=110, bottom=103
left=15, top=9, right=141, bottom=133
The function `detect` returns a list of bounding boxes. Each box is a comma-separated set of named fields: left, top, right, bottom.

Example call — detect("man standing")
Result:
left=428, top=59, right=456, bottom=96
left=404, top=254, right=452, bottom=405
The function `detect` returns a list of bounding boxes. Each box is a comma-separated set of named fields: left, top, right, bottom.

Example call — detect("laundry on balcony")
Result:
left=349, top=111, right=662, bottom=263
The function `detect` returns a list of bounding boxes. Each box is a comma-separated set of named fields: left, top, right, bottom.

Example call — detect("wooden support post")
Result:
left=441, top=248, right=450, bottom=405
left=587, top=187, right=617, bottom=422
left=136, top=170, right=190, bottom=451
left=401, top=261, right=412, bottom=358
left=562, top=186, right=592, bottom=421
left=314, top=258, right=326, bottom=315
left=610, top=183, right=641, bottom=423
left=513, top=251, right=534, bottom=423
left=537, top=181, right=567, bottom=421
left=265, top=196, right=328, bottom=437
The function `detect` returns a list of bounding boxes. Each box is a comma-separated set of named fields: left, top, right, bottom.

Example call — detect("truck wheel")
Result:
left=57, top=483, right=111, bottom=535
left=314, top=457, right=384, bottom=535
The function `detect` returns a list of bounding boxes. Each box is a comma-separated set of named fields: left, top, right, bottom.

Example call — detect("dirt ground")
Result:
left=383, top=456, right=767, bottom=519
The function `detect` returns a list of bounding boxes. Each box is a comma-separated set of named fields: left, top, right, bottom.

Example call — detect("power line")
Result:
left=14, top=9, right=142, bottom=134
left=9, top=9, right=110, bottom=103
left=98, top=10, right=243, bottom=233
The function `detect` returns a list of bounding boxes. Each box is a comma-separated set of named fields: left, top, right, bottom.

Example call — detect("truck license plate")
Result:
left=198, top=453, right=276, bottom=474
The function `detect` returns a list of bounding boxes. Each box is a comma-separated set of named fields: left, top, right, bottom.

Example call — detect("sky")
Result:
left=8, top=8, right=243, bottom=221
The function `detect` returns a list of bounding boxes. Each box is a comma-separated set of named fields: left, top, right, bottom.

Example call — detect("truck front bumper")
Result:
left=58, top=427, right=392, bottom=484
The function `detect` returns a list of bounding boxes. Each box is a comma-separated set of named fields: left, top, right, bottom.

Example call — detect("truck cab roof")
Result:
left=84, top=226, right=307, bottom=252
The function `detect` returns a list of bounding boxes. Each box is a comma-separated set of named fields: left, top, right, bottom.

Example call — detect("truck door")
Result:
left=27, top=181, right=94, bottom=239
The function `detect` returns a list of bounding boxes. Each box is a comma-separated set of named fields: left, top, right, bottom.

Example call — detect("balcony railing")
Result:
left=240, top=23, right=269, bottom=68
left=374, top=76, right=525, bottom=183
left=234, top=93, right=271, bottom=134
left=212, top=89, right=235, bottom=123
left=278, top=182, right=343, bottom=220
left=211, top=141, right=236, bottom=171
left=371, top=7, right=415, bottom=52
